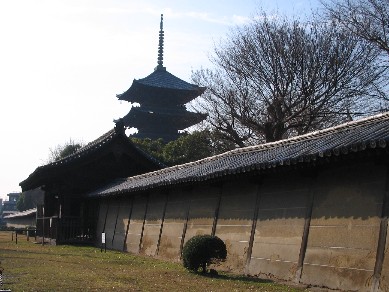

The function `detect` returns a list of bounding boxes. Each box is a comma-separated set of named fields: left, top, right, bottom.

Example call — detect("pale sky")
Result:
left=0, top=0, right=320, bottom=201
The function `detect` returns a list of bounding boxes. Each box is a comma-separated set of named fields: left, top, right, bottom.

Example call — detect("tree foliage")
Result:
left=16, top=193, right=30, bottom=211
left=47, top=139, right=84, bottom=163
left=192, top=13, right=388, bottom=146
left=131, top=130, right=235, bottom=166
left=16, top=193, right=25, bottom=211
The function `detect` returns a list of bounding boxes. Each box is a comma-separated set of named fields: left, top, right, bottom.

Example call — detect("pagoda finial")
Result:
left=156, top=14, right=166, bottom=71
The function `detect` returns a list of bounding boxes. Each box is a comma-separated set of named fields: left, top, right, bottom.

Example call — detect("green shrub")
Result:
left=182, top=235, right=227, bottom=273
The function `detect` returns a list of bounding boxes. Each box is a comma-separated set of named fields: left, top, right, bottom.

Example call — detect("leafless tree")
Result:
left=322, top=0, right=389, bottom=56
left=192, top=15, right=387, bottom=146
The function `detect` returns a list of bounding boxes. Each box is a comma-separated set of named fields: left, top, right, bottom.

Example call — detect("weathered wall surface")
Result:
left=380, top=222, right=389, bottom=292
left=158, top=188, right=189, bottom=260
left=95, top=200, right=108, bottom=245
left=112, top=198, right=131, bottom=251
left=125, top=195, right=148, bottom=254
left=301, top=163, right=386, bottom=292
left=5, top=216, right=36, bottom=228
left=103, top=199, right=120, bottom=250
left=247, top=173, right=310, bottom=280
left=95, top=160, right=389, bottom=291
left=215, top=180, right=257, bottom=272
left=140, top=192, right=166, bottom=256
left=183, top=185, right=220, bottom=242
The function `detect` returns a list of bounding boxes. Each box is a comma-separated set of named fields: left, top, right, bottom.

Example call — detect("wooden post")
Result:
left=245, top=183, right=261, bottom=274
left=156, top=192, right=169, bottom=256
left=123, top=196, right=135, bottom=252
left=102, top=200, right=110, bottom=233
left=42, top=218, right=45, bottom=246
left=15, top=232, right=18, bottom=244
left=371, top=167, right=389, bottom=291
left=211, top=186, right=223, bottom=236
left=138, top=194, right=150, bottom=254
left=180, top=191, right=192, bottom=259
left=295, top=189, right=315, bottom=282
left=111, top=201, right=121, bottom=248
left=42, top=206, right=45, bottom=245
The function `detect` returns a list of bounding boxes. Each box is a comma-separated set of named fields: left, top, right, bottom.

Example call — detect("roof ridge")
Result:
left=89, top=112, right=389, bottom=197
left=45, top=128, right=117, bottom=168
left=115, top=112, right=389, bottom=183
left=224, top=112, right=389, bottom=155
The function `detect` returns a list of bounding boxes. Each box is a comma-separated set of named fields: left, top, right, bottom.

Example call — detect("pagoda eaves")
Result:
left=117, top=68, right=205, bottom=105
left=123, top=106, right=207, bottom=130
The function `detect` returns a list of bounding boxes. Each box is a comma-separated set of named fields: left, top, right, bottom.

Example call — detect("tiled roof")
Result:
left=122, top=106, right=207, bottom=129
left=116, top=68, right=206, bottom=105
left=89, top=112, right=389, bottom=197
left=135, top=69, right=202, bottom=91
left=3, top=208, right=37, bottom=219
left=20, top=124, right=165, bottom=190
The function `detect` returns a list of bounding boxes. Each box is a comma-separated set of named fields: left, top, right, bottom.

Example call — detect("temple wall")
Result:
left=124, top=195, right=148, bottom=254
left=140, top=192, right=166, bottom=256
left=301, top=163, right=386, bottom=292
left=95, top=200, right=108, bottom=244
left=158, top=188, right=189, bottom=260
left=183, top=185, right=220, bottom=242
left=380, top=223, right=389, bottom=292
left=215, top=180, right=257, bottom=273
left=112, top=198, right=131, bottom=251
left=5, top=216, right=36, bottom=229
left=104, top=199, right=121, bottom=250
left=95, top=160, right=389, bottom=291
left=247, top=173, right=310, bottom=280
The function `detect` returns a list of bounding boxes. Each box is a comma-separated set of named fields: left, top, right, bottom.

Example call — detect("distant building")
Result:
left=0, top=193, right=20, bottom=225
left=2, top=193, right=20, bottom=212
left=3, top=208, right=37, bottom=229
left=117, top=14, right=206, bottom=142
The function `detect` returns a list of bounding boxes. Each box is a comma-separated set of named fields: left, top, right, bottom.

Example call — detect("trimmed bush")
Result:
left=182, top=235, right=227, bottom=273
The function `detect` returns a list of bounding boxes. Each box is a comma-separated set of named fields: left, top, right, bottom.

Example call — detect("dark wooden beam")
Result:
left=371, top=166, right=389, bottom=291
left=245, top=183, right=262, bottom=274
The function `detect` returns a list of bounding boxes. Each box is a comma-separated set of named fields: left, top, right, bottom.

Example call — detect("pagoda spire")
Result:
left=156, top=14, right=165, bottom=71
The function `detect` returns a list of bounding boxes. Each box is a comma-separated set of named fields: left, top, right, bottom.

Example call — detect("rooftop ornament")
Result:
left=156, top=14, right=166, bottom=71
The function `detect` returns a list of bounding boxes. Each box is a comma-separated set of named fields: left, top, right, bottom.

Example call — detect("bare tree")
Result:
left=322, top=0, right=389, bottom=56
left=192, top=15, right=387, bottom=146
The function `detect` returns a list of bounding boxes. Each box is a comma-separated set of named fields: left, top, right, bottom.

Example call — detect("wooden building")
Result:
left=19, top=121, right=165, bottom=244
left=88, top=112, right=389, bottom=292
left=117, top=14, right=206, bottom=142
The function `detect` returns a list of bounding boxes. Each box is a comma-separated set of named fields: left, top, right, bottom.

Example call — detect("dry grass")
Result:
left=0, top=231, right=306, bottom=291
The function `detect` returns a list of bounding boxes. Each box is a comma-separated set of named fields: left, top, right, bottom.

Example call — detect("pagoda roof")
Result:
left=117, top=68, right=206, bottom=105
left=137, top=68, right=202, bottom=91
left=122, top=106, right=207, bottom=130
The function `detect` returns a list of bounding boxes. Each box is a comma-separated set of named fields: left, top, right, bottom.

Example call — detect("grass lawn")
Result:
left=0, top=231, right=307, bottom=291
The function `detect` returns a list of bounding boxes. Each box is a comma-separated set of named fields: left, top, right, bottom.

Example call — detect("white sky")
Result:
left=0, top=0, right=320, bottom=201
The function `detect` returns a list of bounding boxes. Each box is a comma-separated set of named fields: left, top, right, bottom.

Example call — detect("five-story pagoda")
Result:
left=117, top=15, right=206, bottom=142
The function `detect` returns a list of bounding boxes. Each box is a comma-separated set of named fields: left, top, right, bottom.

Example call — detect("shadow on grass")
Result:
left=196, top=271, right=273, bottom=284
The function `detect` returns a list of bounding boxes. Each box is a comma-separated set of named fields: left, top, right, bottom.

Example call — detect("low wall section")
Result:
left=94, top=160, right=389, bottom=291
